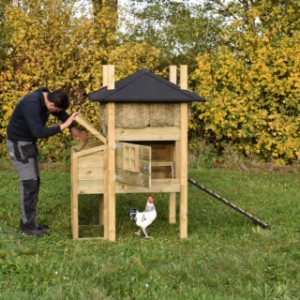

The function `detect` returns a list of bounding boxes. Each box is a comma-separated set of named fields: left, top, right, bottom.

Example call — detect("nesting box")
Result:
left=71, top=65, right=205, bottom=241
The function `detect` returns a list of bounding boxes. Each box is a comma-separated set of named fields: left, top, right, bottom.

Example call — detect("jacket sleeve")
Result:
left=22, top=103, right=61, bottom=139
left=52, top=111, right=75, bottom=129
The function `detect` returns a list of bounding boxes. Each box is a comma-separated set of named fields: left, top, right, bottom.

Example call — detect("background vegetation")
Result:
left=1, top=159, right=299, bottom=299
left=0, top=0, right=299, bottom=165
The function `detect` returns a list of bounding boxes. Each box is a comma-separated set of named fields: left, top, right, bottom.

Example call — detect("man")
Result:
left=6, top=87, right=88, bottom=237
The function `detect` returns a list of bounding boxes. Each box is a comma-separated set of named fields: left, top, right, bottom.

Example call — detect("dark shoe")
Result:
left=36, top=223, right=49, bottom=230
left=20, top=222, right=47, bottom=237
left=21, top=226, right=47, bottom=237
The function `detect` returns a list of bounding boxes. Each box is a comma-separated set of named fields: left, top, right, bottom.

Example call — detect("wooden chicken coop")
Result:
left=71, top=65, right=205, bottom=241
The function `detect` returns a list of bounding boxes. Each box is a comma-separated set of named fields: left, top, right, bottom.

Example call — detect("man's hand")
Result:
left=71, top=127, right=89, bottom=143
left=60, top=112, right=78, bottom=131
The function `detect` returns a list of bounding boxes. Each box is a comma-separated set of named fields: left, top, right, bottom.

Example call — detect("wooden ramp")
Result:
left=188, top=178, right=271, bottom=229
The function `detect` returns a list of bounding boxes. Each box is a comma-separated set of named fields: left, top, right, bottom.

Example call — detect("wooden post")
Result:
left=107, top=64, right=115, bottom=90
left=180, top=65, right=188, bottom=239
left=99, top=194, right=104, bottom=226
left=169, top=65, right=177, bottom=85
left=169, top=65, right=177, bottom=224
left=106, top=65, right=116, bottom=241
left=103, top=145, right=109, bottom=239
left=180, top=65, right=188, bottom=90
left=100, top=65, right=108, bottom=232
left=71, top=152, right=79, bottom=239
left=103, top=65, right=108, bottom=87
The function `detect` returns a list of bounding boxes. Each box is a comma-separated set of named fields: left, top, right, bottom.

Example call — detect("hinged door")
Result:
left=115, top=143, right=151, bottom=188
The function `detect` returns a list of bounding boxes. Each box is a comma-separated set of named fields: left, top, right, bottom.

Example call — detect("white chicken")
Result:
left=128, top=194, right=157, bottom=239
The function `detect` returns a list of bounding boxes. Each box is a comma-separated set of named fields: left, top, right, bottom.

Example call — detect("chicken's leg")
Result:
left=142, top=228, right=150, bottom=239
left=134, top=229, right=141, bottom=237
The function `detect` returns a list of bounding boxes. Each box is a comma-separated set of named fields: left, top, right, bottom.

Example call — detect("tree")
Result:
left=0, top=0, right=12, bottom=70
left=92, top=0, right=118, bottom=15
left=0, top=0, right=161, bottom=159
left=192, top=0, right=300, bottom=164
left=118, top=0, right=224, bottom=73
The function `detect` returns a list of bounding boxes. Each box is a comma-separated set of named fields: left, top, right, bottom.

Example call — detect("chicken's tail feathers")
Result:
left=128, top=208, right=137, bottom=221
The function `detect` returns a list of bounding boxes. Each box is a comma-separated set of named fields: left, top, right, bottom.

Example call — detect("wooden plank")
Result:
left=106, top=102, right=116, bottom=241
left=116, top=179, right=180, bottom=193
left=170, top=65, right=177, bottom=84
left=78, top=180, right=104, bottom=194
left=80, top=140, right=103, bottom=151
left=180, top=102, right=188, bottom=239
left=72, top=145, right=106, bottom=159
left=77, top=167, right=104, bottom=180
left=180, top=65, right=188, bottom=90
left=116, top=127, right=180, bottom=141
left=169, top=192, right=176, bottom=224
left=71, top=155, right=79, bottom=240
left=103, top=145, right=108, bottom=239
left=73, top=140, right=103, bottom=152
left=74, top=114, right=107, bottom=144
left=107, top=65, right=115, bottom=90
left=99, top=194, right=104, bottom=226
left=76, top=237, right=105, bottom=241
left=77, top=153, right=104, bottom=168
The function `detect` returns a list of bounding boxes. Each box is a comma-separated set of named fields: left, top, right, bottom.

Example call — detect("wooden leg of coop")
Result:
left=103, top=193, right=109, bottom=240
left=180, top=100, right=188, bottom=239
left=71, top=192, right=79, bottom=240
left=71, top=153, right=79, bottom=240
left=107, top=101, right=116, bottom=242
left=169, top=192, right=176, bottom=224
left=99, top=194, right=104, bottom=226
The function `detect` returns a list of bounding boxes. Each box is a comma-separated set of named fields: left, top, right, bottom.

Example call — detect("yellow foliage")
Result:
left=0, top=0, right=161, bottom=159
left=191, top=2, right=300, bottom=164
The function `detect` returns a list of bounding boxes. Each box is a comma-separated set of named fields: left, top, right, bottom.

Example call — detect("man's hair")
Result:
left=47, top=90, right=69, bottom=110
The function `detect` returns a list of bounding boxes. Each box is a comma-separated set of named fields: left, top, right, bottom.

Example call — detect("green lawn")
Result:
left=0, top=161, right=299, bottom=299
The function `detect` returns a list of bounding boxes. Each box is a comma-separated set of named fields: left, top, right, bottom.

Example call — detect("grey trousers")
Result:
left=6, top=140, right=40, bottom=228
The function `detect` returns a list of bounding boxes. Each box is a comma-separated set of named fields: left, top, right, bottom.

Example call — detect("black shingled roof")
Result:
left=88, top=68, right=206, bottom=103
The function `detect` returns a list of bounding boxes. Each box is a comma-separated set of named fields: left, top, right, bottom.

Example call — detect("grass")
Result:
left=0, top=159, right=299, bottom=299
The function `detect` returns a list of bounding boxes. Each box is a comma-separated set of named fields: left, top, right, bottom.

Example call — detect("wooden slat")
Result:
left=116, top=179, right=180, bottom=193
left=77, top=167, right=104, bottom=180
left=180, top=65, right=188, bottom=90
left=78, top=154, right=104, bottom=168
left=99, top=194, right=104, bottom=226
left=78, top=180, right=104, bottom=194
left=74, top=115, right=107, bottom=144
left=170, top=65, right=177, bottom=84
left=107, top=65, right=115, bottom=90
left=75, top=237, right=105, bottom=241
left=71, top=155, right=79, bottom=239
left=180, top=102, right=188, bottom=239
left=106, top=102, right=116, bottom=241
left=103, top=145, right=108, bottom=239
left=73, top=145, right=106, bottom=159
left=169, top=192, right=176, bottom=224
left=116, top=127, right=180, bottom=141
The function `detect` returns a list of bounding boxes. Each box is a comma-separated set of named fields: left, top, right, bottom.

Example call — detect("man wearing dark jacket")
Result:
left=6, top=87, right=88, bottom=237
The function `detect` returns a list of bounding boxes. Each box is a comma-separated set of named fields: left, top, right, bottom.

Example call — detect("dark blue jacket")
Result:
left=7, top=87, right=71, bottom=142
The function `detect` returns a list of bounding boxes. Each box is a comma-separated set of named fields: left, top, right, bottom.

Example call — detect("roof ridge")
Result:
left=88, top=68, right=205, bottom=103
